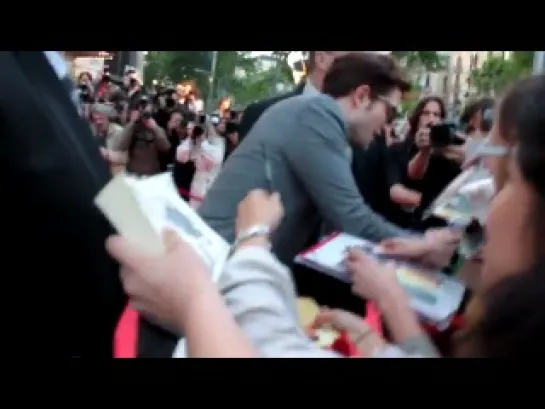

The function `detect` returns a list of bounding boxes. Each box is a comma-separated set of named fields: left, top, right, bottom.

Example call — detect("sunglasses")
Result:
left=375, top=94, right=401, bottom=123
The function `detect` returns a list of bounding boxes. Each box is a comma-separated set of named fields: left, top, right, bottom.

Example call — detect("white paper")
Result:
left=295, top=233, right=466, bottom=324
left=95, top=173, right=230, bottom=283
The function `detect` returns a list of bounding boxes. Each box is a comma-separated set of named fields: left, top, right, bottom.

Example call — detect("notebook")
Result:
left=295, top=233, right=466, bottom=324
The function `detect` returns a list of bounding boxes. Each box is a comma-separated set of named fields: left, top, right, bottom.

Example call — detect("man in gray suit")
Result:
left=238, top=51, right=351, bottom=141
left=199, top=53, right=410, bottom=266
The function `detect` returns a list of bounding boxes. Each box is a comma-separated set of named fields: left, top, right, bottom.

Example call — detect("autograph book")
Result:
left=295, top=232, right=466, bottom=324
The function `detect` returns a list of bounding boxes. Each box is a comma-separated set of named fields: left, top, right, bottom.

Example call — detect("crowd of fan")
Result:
left=75, top=69, right=241, bottom=204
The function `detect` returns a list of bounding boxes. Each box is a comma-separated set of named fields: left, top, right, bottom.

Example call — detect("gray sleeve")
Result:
left=285, top=104, right=406, bottom=242
left=219, top=246, right=339, bottom=358
left=398, top=335, right=440, bottom=358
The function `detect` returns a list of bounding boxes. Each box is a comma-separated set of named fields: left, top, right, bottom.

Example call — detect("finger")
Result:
left=313, top=309, right=344, bottom=331
left=346, top=247, right=371, bottom=264
left=379, top=238, right=419, bottom=255
left=106, top=235, right=148, bottom=268
left=162, top=228, right=184, bottom=252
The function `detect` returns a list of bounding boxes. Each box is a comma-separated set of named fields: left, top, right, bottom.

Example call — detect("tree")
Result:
left=391, top=51, right=445, bottom=71
left=144, top=51, right=260, bottom=105
left=469, top=53, right=533, bottom=96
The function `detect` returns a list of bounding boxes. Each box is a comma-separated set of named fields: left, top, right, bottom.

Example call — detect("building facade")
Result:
left=413, top=51, right=512, bottom=115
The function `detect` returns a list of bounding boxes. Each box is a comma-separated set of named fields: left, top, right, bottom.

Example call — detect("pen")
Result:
left=265, top=152, right=274, bottom=193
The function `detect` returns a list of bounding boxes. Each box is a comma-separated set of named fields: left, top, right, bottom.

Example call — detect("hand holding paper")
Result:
left=295, top=233, right=466, bottom=323
left=106, top=228, right=212, bottom=333
left=380, top=229, right=460, bottom=269
left=346, top=248, right=406, bottom=306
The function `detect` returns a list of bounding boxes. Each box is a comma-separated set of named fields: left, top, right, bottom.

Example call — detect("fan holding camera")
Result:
left=110, top=96, right=170, bottom=176
left=388, top=97, right=463, bottom=230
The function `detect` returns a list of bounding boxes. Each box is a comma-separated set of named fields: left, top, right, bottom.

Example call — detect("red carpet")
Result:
left=114, top=307, right=138, bottom=358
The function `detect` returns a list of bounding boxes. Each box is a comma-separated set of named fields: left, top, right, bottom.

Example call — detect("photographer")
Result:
left=89, top=103, right=127, bottom=174
left=111, top=97, right=170, bottom=176
left=154, top=88, right=180, bottom=130
left=388, top=97, right=461, bottom=229
left=123, top=69, right=145, bottom=108
left=77, top=79, right=95, bottom=120
left=223, top=120, right=239, bottom=160
left=162, top=109, right=187, bottom=171
left=460, top=97, right=495, bottom=139
left=175, top=120, right=225, bottom=208
left=94, top=72, right=119, bottom=102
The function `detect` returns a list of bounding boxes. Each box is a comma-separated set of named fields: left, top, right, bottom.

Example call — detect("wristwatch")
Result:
left=232, top=224, right=271, bottom=251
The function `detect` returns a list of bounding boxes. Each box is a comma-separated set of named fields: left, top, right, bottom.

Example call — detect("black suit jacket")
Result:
left=0, top=52, right=126, bottom=357
left=238, top=83, right=305, bottom=141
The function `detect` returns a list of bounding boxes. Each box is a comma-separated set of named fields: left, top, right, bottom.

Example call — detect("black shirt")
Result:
left=385, top=140, right=461, bottom=229
left=351, top=134, right=391, bottom=216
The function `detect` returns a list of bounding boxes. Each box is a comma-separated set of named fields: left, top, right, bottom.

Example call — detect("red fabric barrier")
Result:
left=178, top=187, right=203, bottom=202
left=114, top=306, right=139, bottom=358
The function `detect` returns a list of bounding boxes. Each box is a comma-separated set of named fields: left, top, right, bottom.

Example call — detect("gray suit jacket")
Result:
left=199, top=93, right=405, bottom=266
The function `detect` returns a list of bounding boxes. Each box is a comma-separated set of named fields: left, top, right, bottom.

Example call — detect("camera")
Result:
left=210, top=114, right=221, bottom=125
left=225, top=121, right=238, bottom=135
left=429, top=122, right=465, bottom=148
left=78, top=84, right=94, bottom=104
left=137, top=95, right=149, bottom=109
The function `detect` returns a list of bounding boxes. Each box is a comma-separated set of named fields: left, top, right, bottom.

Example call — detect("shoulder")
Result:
left=248, top=89, right=300, bottom=115
left=298, top=94, right=347, bottom=136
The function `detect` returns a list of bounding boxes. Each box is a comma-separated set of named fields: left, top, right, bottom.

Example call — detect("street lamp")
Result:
left=205, top=51, right=218, bottom=113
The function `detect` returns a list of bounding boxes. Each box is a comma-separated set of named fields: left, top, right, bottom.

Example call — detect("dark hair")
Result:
left=455, top=75, right=545, bottom=358
left=406, top=96, right=447, bottom=141
left=322, top=53, right=411, bottom=99
left=78, top=71, right=93, bottom=82
left=460, top=97, right=495, bottom=133
left=307, top=51, right=316, bottom=73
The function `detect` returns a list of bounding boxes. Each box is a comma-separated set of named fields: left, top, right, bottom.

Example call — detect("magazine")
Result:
left=295, top=233, right=466, bottom=324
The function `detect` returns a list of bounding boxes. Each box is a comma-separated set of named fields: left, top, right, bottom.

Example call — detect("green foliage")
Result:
left=144, top=51, right=295, bottom=107
left=391, top=51, right=444, bottom=70
left=469, top=53, right=533, bottom=95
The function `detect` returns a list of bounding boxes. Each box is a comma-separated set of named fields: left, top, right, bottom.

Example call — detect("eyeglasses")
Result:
left=463, top=136, right=510, bottom=169
left=375, top=94, right=401, bottom=122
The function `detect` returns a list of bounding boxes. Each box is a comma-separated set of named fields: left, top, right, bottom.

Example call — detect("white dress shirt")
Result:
left=303, top=79, right=320, bottom=95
